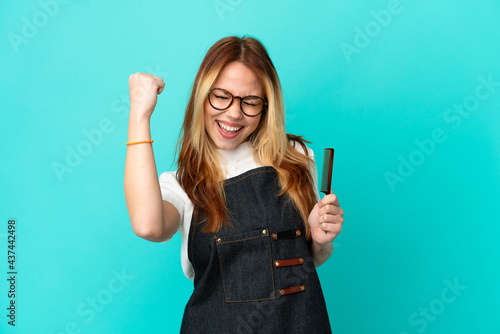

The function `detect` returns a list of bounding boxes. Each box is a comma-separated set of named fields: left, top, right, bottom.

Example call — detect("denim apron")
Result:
left=180, top=166, right=332, bottom=333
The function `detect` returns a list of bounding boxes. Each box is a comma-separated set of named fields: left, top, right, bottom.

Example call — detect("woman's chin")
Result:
left=214, top=141, right=240, bottom=151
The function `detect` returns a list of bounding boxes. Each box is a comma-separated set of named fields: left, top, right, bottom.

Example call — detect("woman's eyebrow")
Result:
left=215, top=87, right=262, bottom=97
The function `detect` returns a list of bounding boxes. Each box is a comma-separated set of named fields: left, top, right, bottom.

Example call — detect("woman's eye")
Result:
left=243, top=98, right=260, bottom=106
left=215, top=95, right=230, bottom=99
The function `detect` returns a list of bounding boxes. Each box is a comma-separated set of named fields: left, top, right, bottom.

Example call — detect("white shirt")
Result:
left=159, top=141, right=319, bottom=281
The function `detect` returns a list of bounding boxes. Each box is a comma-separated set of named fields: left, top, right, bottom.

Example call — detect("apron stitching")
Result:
left=267, top=227, right=277, bottom=300
left=217, top=234, right=268, bottom=244
left=190, top=216, right=196, bottom=274
left=214, top=239, right=229, bottom=302
left=214, top=229, right=277, bottom=303
left=225, top=297, right=275, bottom=303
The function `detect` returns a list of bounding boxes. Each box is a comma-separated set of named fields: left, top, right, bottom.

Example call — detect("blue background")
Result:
left=1, top=0, right=499, bottom=333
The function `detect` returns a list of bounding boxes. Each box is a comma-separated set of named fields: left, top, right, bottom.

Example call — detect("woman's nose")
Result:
left=225, top=98, right=244, bottom=119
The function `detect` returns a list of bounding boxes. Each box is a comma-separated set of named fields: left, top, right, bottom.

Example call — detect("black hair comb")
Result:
left=320, top=148, right=334, bottom=195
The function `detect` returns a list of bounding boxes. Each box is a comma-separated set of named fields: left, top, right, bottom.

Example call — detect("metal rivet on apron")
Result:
left=300, top=285, right=305, bottom=291
left=279, top=289, right=285, bottom=295
left=299, top=258, right=304, bottom=264
left=296, top=229, right=301, bottom=236
left=272, top=233, right=277, bottom=240
left=275, top=261, right=280, bottom=267
left=262, top=229, right=267, bottom=235
left=217, top=238, right=221, bottom=243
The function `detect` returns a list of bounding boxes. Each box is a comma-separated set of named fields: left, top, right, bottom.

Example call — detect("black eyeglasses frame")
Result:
left=207, top=88, right=268, bottom=117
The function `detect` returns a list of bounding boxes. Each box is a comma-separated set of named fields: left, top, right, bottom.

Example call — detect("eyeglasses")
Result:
left=207, top=88, right=267, bottom=117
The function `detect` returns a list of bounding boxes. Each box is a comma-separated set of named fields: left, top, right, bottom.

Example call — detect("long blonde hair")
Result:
left=177, top=36, right=317, bottom=239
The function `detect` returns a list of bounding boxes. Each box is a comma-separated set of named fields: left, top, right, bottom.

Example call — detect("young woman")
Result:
left=124, top=36, right=344, bottom=333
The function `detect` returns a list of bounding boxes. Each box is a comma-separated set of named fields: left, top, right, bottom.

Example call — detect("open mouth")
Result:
left=217, top=121, right=243, bottom=134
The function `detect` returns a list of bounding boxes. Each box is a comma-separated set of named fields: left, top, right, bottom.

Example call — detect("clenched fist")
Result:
left=128, top=73, right=165, bottom=119
left=308, top=191, right=344, bottom=245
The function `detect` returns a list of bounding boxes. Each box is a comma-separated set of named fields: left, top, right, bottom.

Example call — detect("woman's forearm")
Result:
left=124, top=113, right=165, bottom=240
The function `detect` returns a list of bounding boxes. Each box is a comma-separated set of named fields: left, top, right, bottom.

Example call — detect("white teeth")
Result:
left=218, top=121, right=242, bottom=132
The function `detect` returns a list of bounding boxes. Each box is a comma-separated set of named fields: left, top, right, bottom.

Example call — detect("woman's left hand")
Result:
left=308, top=191, right=344, bottom=245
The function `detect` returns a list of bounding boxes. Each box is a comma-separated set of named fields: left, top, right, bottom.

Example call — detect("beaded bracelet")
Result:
left=125, top=140, right=154, bottom=146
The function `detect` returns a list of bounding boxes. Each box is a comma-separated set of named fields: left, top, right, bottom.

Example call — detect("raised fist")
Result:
left=128, top=72, right=165, bottom=118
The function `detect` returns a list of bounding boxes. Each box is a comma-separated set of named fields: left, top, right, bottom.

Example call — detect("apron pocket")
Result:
left=215, top=228, right=275, bottom=302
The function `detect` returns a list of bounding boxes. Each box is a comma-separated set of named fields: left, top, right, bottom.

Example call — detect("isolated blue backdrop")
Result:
left=1, top=0, right=499, bottom=333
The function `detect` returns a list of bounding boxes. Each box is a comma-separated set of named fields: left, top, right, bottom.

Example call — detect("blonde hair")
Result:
left=177, top=36, right=317, bottom=239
